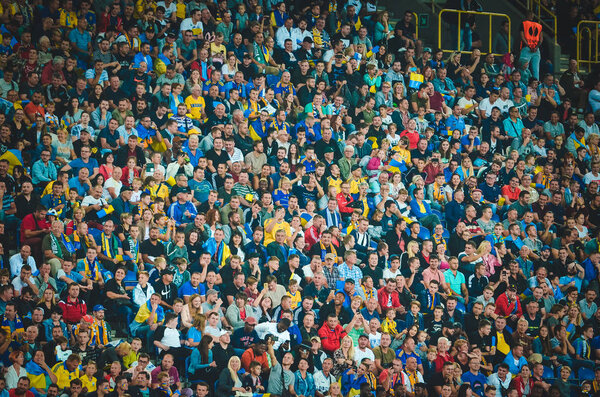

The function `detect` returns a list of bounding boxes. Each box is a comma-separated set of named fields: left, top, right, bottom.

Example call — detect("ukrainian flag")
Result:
left=409, top=73, right=424, bottom=90
left=388, top=158, right=407, bottom=173
left=0, top=147, right=22, bottom=173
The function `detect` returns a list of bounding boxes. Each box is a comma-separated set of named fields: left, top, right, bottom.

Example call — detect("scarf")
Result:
left=319, top=242, right=337, bottom=262
left=1, top=313, right=24, bottom=335
left=73, top=323, right=98, bottom=346
left=71, top=232, right=82, bottom=250
left=382, top=317, right=397, bottom=335
left=83, top=257, right=101, bottom=281
left=325, top=210, right=341, bottom=228
left=93, top=319, right=110, bottom=346
left=361, top=285, right=374, bottom=300
left=62, top=234, right=75, bottom=254
left=426, top=291, right=439, bottom=311
left=101, top=232, right=116, bottom=259
left=540, top=172, right=552, bottom=189
left=433, top=183, right=445, bottom=203
left=390, top=372, right=407, bottom=394
left=50, top=233, right=63, bottom=258
left=433, top=234, right=447, bottom=252
left=126, top=235, right=140, bottom=262
left=406, top=370, right=418, bottom=389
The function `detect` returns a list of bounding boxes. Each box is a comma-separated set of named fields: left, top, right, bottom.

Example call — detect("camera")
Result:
left=266, top=334, right=279, bottom=342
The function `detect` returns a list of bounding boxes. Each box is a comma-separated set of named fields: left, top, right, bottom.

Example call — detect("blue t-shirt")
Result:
left=68, top=176, right=91, bottom=197
left=272, top=189, right=290, bottom=208
left=461, top=371, right=487, bottom=397
left=178, top=281, right=204, bottom=299
left=68, top=158, right=99, bottom=177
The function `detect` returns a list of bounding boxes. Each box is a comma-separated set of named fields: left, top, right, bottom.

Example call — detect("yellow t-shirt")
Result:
left=59, top=9, right=78, bottom=28
left=184, top=95, right=206, bottom=120
left=263, top=219, right=291, bottom=246
left=52, top=362, right=81, bottom=390
left=287, top=290, right=301, bottom=309
left=80, top=375, right=97, bottom=392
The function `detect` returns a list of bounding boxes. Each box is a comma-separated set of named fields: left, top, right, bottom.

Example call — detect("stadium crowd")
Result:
left=1, top=0, right=600, bottom=397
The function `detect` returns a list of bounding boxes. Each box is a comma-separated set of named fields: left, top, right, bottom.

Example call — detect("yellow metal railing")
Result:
left=438, top=9, right=511, bottom=56
left=527, top=0, right=557, bottom=45
left=413, top=12, right=419, bottom=40
left=576, top=20, right=600, bottom=72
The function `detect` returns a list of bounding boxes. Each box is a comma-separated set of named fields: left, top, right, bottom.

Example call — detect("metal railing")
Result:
left=437, top=9, right=511, bottom=56
left=526, top=0, right=557, bottom=45
left=413, top=12, right=419, bottom=40
left=576, top=20, right=600, bottom=72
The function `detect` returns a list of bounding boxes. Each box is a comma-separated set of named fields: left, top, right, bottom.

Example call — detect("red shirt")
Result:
left=20, top=213, right=50, bottom=242
left=317, top=323, right=347, bottom=354
left=501, top=185, right=521, bottom=202
left=400, top=130, right=419, bottom=149
left=23, top=102, right=45, bottom=119
left=336, top=192, right=354, bottom=214
left=377, top=287, right=402, bottom=311
left=434, top=352, right=454, bottom=372
left=305, top=225, right=321, bottom=251
left=495, top=292, right=522, bottom=318
left=58, top=296, right=87, bottom=324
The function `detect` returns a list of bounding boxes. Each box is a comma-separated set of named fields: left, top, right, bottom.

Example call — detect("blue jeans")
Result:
left=519, top=47, right=541, bottom=80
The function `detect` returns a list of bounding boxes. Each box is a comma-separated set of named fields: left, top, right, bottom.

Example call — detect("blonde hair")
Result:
left=406, top=241, right=419, bottom=258
left=341, top=334, right=355, bottom=360
left=227, top=356, right=241, bottom=383
left=476, top=240, right=491, bottom=255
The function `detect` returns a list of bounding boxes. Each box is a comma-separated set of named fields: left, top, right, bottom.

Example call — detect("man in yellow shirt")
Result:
left=263, top=206, right=291, bottom=246
left=52, top=354, right=82, bottom=390
left=184, top=84, right=206, bottom=125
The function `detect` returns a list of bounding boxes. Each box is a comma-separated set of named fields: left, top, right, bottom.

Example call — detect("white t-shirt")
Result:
left=160, top=327, right=182, bottom=351
left=180, top=18, right=203, bottom=36
left=457, top=97, right=477, bottom=113
left=495, top=98, right=514, bottom=114
left=157, top=1, right=178, bottom=18
left=103, top=178, right=123, bottom=201
left=354, top=347, right=375, bottom=363
left=369, top=332, right=382, bottom=348
left=81, top=195, right=107, bottom=208
left=478, top=97, right=499, bottom=118
left=255, top=322, right=291, bottom=350
left=584, top=171, right=600, bottom=185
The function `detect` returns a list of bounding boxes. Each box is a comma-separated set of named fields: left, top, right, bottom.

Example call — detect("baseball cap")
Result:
left=324, top=146, right=335, bottom=154
left=93, top=304, right=106, bottom=312
left=82, top=315, right=94, bottom=323
left=244, top=317, right=257, bottom=325
left=161, top=268, right=175, bottom=276
left=310, top=336, right=321, bottom=343
left=303, top=37, right=313, bottom=43
left=218, top=329, right=230, bottom=337
left=47, top=209, right=58, bottom=217
left=351, top=164, right=361, bottom=171
left=345, top=278, right=355, bottom=284
left=507, top=284, right=517, bottom=291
